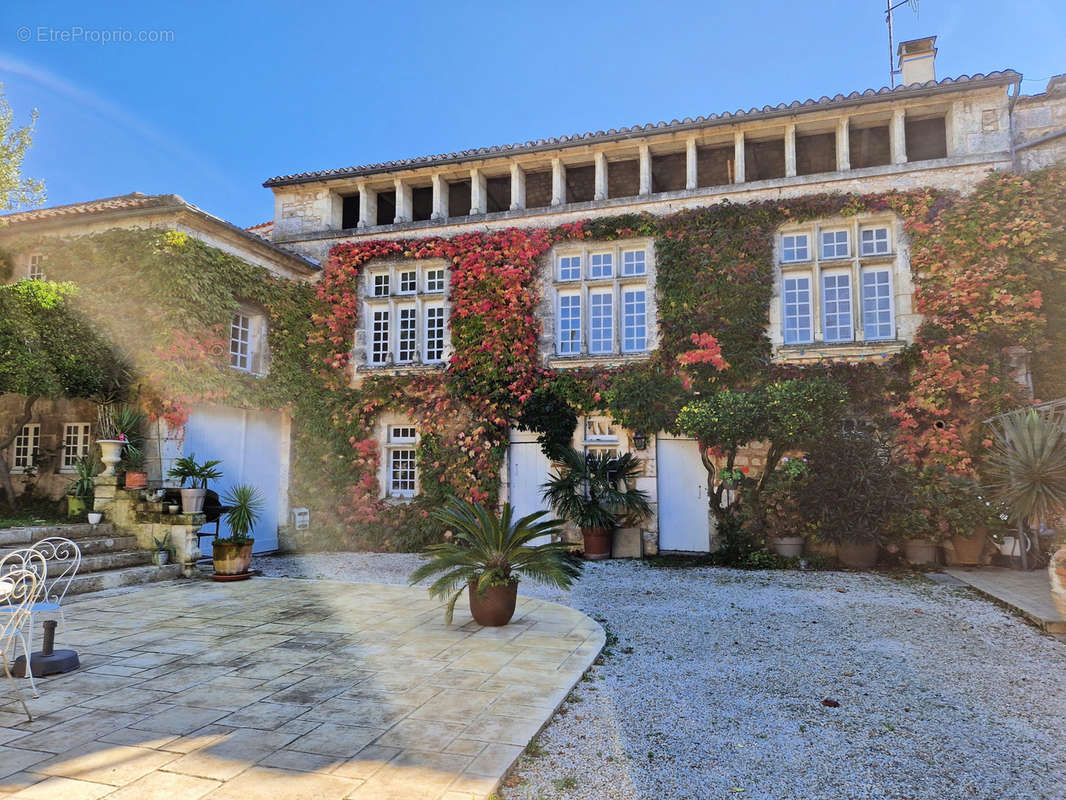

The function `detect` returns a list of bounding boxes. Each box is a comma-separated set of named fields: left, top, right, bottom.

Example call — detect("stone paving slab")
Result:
left=946, top=566, right=1066, bottom=633
left=0, top=578, right=604, bottom=799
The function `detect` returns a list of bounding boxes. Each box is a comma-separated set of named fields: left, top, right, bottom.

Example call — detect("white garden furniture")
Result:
left=0, top=549, right=47, bottom=721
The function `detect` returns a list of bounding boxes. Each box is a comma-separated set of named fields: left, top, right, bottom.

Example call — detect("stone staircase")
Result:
left=0, top=522, right=182, bottom=596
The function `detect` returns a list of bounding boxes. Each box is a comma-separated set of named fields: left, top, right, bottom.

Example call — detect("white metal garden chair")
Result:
left=0, top=537, right=80, bottom=698
left=0, top=549, right=47, bottom=721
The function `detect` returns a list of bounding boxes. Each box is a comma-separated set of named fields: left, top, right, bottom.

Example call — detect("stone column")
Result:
left=638, top=144, right=652, bottom=195
left=891, top=108, right=907, bottom=164
left=470, top=168, right=487, bottom=215
left=733, top=131, right=745, bottom=183
left=394, top=179, right=412, bottom=223
left=357, top=183, right=376, bottom=228
left=685, top=137, right=698, bottom=190
left=431, top=174, right=449, bottom=220
left=509, top=162, right=526, bottom=211
left=836, top=117, right=851, bottom=171
left=785, top=124, right=797, bottom=177
left=594, top=152, right=608, bottom=201
left=551, top=158, right=566, bottom=206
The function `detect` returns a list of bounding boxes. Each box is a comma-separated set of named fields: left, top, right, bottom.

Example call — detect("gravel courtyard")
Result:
left=254, top=554, right=1066, bottom=800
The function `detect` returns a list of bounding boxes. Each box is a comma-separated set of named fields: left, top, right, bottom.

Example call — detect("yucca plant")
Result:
left=221, top=483, right=265, bottom=544
left=985, top=409, right=1066, bottom=567
left=409, top=497, right=583, bottom=624
left=541, top=448, right=652, bottom=530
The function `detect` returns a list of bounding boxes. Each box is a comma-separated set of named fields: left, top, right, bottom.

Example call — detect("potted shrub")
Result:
left=111, top=405, right=147, bottom=487
left=409, top=497, right=583, bottom=626
left=213, top=483, right=263, bottom=580
left=122, top=447, right=148, bottom=490
left=758, top=457, right=809, bottom=558
left=66, top=455, right=97, bottom=518
left=541, top=448, right=651, bottom=560
left=167, top=454, right=223, bottom=514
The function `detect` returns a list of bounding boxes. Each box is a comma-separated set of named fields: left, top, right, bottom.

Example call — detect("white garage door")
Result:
left=183, top=406, right=284, bottom=553
left=508, top=431, right=555, bottom=544
left=657, top=434, right=713, bottom=552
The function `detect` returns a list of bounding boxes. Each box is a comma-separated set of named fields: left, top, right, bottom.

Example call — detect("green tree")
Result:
left=0, top=281, right=127, bottom=507
left=0, top=88, right=45, bottom=211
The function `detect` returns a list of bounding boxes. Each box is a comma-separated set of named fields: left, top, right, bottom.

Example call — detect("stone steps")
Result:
left=0, top=523, right=118, bottom=548
left=66, top=563, right=183, bottom=596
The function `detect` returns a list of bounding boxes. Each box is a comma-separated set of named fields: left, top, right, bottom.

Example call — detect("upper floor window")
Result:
left=778, top=220, right=898, bottom=347
left=61, top=422, right=91, bottom=472
left=364, top=262, right=448, bottom=368
left=12, top=424, right=40, bottom=473
left=229, top=310, right=268, bottom=375
left=552, top=243, right=653, bottom=359
left=386, top=425, right=417, bottom=499
left=27, top=254, right=45, bottom=281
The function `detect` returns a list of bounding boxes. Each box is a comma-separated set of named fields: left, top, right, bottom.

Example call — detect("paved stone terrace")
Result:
left=0, top=578, right=603, bottom=799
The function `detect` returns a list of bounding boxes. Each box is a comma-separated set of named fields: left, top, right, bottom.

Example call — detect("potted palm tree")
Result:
left=541, top=448, right=651, bottom=560
left=214, top=483, right=264, bottom=580
left=167, top=454, right=223, bottom=514
left=409, top=497, right=583, bottom=626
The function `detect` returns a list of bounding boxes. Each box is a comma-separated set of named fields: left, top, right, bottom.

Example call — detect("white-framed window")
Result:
left=820, top=229, right=850, bottom=259
left=860, top=226, right=891, bottom=257
left=363, top=262, right=450, bottom=368
left=27, top=254, right=45, bottom=281
left=552, top=243, right=653, bottom=358
left=386, top=425, right=417, bottom=498
left=781, top=234, right=809, bottom=263
left=558, top=255, right=581, bottom=281
left=12, top=424, right=40, bottom=473
left=778, top=220, right=900, bottom=348
left=61, top=423, right=91, bottom=472
left=862, top=268, right=895, bottom=341
left=559, top=293, right=582, bottom=355
left=583, top=416, right=620, bottom=459
left=590, top=252, right=613, bottom=279
left=229, top=311, right=267, bottom=374
left=622, top=250, right=646, bottom=276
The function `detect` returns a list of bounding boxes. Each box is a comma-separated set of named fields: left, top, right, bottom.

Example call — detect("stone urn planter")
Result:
left=96, top=439, right=125, bottom=476
left=770, top=536, right=805, bottom=558
left=180, top=487, right=207, bottom=514
left=947, top=532, right=986, bottom=566
left=580, top=526, right=612, bottom=560
left=903, top=538, right=939, bottom=566
left=1048, top=545, right=1066, bottom=622
left=213, top=540, right=253, bottom=580
left=838, top=540, right=879, bottom=569
left=468, top=580, right=518, bottom=627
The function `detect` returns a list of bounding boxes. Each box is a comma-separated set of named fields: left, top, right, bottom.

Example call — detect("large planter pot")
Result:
left=903, top=538, right=939, bottom=566
left=806, top=539, right=838, bottom=559
left=67, top=496, right=87, bottom=518
left=213, top=540, right=253, bottom=578
left=838, top=540, right=880, bottom=569
left=468, top=580, right=518, bottom=627
left=97, top=439, right=125, bottom=476
left=948, top=533, right=986, bottom=566
left=124, top=471, right=148, bottom=489
left=770, top=536, right=805, bottom=558
left=580, top=527, right=612, bottom=560
left=180, top=488, right=206, bottom=514
left=1048, top=545, right=1066, bottom=622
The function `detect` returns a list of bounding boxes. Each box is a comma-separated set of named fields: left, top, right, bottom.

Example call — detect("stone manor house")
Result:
left=3, top=38, right=1066, bottom=557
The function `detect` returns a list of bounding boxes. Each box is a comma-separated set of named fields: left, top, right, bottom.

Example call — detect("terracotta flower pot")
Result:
left=213, top=540, right=253, bottom=577
left=1048, top=545, right=1066, bottom=622
left=949, top=533, right=986, bottom=566
left=903, top=538, right=939, bottom=566
left=770, top=536, right=804, bottom=558
left=580, top=526, right=612, bottom=560
left=468, top=580, right=518, bottom=626
left=838, top=540, right=880, bottom=569
left=124, top=471, right=148, bottom=489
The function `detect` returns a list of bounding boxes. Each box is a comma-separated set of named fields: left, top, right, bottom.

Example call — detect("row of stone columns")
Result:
left=354, top=109, right=911, bottom=227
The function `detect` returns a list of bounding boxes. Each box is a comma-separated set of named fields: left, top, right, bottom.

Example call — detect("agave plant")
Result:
left=541, top=448, right=651, bottom=530
left=409, top=497, right=583, bottom=624
left=985, top=408, right=1066, bottom=531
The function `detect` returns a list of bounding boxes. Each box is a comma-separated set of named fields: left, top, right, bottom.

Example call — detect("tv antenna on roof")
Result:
left=886, top=0, right=920, bottom=88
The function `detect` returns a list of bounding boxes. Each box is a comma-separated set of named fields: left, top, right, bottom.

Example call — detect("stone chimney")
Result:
left=898, top=36, right=937, bottom=85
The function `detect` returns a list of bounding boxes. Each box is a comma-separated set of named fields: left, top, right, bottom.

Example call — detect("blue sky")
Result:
left=1, top=0, right=1064, bottom=227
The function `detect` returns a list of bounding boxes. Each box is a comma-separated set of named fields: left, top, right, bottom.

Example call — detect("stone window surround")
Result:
left=356, top=258, right=451, bottom=375
left=771, top=214, right=911, bottom=353
left=546, top=238, right=658, bottom=365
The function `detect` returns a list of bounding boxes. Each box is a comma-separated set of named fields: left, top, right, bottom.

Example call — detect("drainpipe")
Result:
left=1008, top=74, right=1022, bottom=172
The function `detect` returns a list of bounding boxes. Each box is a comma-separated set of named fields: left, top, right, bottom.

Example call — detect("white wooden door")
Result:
left=508, top=431, right=554, bottom=544
left=656, top=435, right=713, bottom=552
left=183, top=406, right=284, bottom=553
